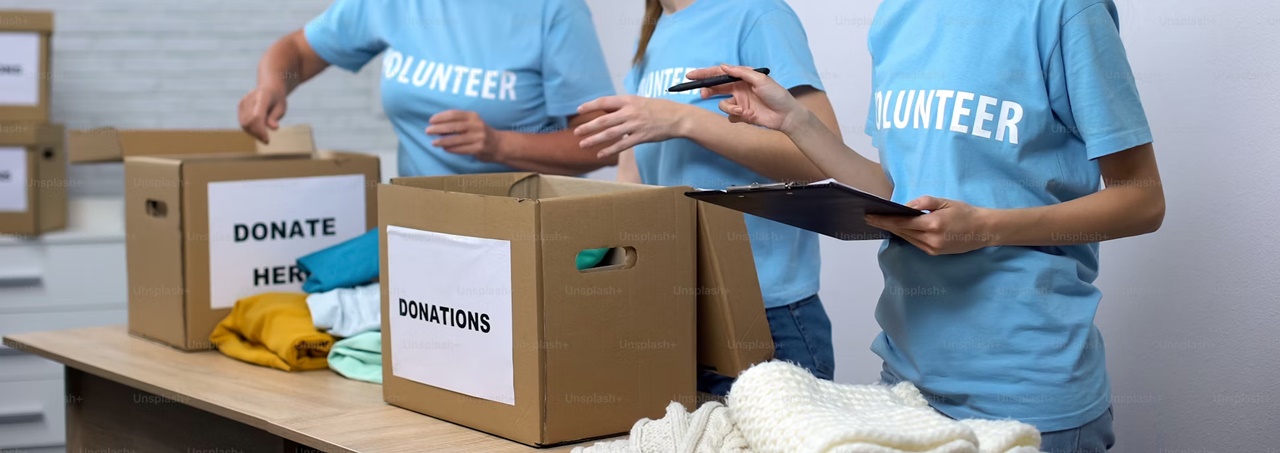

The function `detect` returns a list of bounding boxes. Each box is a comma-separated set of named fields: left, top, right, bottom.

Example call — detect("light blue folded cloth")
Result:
left=328, top=331, right=382, bottom=384
left=298, top=229, right=379, bottom=293
left=307, top=284, right=381, bottom=338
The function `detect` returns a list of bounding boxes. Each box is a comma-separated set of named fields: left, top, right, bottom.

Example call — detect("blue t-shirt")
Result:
left=305, top=0, right=615, bottom=177
left=627, top=0, right=825, bottom=309
left=865, top=0, right=1153, bottom=431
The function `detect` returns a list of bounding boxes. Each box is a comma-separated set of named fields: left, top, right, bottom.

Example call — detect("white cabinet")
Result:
left=0, top=197, right=126, bottom=450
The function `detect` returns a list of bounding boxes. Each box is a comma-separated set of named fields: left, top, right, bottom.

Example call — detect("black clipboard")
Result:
left=685, top=179, right=924, bottom=241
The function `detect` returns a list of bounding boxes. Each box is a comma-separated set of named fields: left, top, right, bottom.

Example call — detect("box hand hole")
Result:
left=576, top=247, right=637, bottom=273
left=145, top=199, right=168, bottom=218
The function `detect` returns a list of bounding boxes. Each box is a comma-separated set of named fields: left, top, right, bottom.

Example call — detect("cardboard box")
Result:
left=695, top=202, right=775, bottom=377
left=379, top=173, right=698, bottom=446
left=0, top=10, right=53, bottom=123
left=0, top=122, right=64, bottom=236
left=68, top=126, right=380, bottom=350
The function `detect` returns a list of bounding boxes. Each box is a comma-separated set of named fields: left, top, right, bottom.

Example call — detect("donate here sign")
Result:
left=206, top=174, right=367, bottom=309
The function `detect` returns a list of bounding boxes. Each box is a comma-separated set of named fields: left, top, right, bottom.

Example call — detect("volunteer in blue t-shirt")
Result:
left=690, top=1, right=1165, bottom=451
left=238, top=0, right=617, bottom=177
left=575, top=0, right=844, bottom=394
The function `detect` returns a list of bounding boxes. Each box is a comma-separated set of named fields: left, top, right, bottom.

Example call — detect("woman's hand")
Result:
left=575, top=95, right=689, bottom=158
left=688, top=64, right=809, bottom=133
left=865, top=196, right=1001, bottom=256
left=427, top=110, right=502, bottom=162
left=238, top=85, right=288, bottom=143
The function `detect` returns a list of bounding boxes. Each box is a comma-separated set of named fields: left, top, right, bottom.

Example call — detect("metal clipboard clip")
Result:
left=724, top=182, right=798, bottom=192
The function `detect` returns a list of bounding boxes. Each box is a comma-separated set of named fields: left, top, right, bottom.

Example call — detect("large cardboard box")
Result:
left=0, top=122, right=64, bottom=236
left=0, top=10, right=53, bottom=123
left=379, top=173, right=698, bottom=446
left=69, top=126, right=380, bottom=350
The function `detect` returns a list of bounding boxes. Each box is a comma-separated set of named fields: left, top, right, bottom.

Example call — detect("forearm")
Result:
left=495, top=127, right=616, bottom=175
left=679, top=106, right=827, bottom=183
left=988, top=145, right=1165, bottom=246
left=617, top=150, right=641, bottom=183
left=782, top=109, right=893, bottom=198
left=988, top=187, right=1163, bottom=246
left=257, top=30, right=328, bottom=94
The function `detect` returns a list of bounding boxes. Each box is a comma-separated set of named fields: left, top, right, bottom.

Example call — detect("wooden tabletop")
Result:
left=3, top=326, right=609, bottom=453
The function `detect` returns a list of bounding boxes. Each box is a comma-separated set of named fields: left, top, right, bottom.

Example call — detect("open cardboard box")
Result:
left=378, top=173, right=772, bottom=446
left=68, top=125, right=380, bottom=350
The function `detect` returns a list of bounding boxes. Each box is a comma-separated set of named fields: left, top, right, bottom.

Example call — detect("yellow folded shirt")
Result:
left=210, top=293, right=334, bottom=372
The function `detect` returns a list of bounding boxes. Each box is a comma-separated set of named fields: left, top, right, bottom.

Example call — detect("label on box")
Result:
left=206, top=174, right=367, bottom=309
left=386, top=225, right=515, bottom=406
left=0, top=32, right=41, bottom=106
left=0, top=147, right=28, bottom=212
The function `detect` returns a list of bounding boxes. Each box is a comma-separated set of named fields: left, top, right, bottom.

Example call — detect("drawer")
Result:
left=0, top=379, right=65, bottom=449
left=0, top=345, right=61, bottom=382
left=0, top=309, right=128, bottom=339
left=0, top=310, right=127, bottom=384
left=0, top=241, right=128, bottom=313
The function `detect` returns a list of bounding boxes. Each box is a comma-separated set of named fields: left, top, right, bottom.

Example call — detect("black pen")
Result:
left=667, top=67, right=770, bottom=93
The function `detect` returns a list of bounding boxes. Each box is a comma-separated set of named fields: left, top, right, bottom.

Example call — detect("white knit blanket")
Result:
left=575, top=362, right=1041, bottom=453
left=573, top=401, right=749, bottom=453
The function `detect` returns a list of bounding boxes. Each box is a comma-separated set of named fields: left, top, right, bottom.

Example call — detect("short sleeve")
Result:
left=303, top=0, right=387, bottom=73
left=541, top=0, right=617, bottom=118
left=1054, top=2, right=1152, bottom=160
left=739, top=9, right=825, bottom=92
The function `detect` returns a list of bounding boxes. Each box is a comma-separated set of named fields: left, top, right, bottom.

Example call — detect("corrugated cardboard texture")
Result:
left=695, top=202, right=774, bottom=377
left=537, top=178, right=696, bottom=443
left=379, top=181, right=545, bottom=444
left=124, top=159, right=188, bottom=347
left=380, top=174, right=697, bottom=446
left=0, top=10, right=53, bottom=122
left=126, top=150, right=379, bottom=351
left=67, top=125, right=314, bottom=163
left=0, top=123, right=65, bottom=235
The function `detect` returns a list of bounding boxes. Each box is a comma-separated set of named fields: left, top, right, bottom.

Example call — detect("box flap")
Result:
left=0, top=122, right=60, bottom=146
left=68, top=125, right=315, bottom=163
left=696, top=202, right=774, bottom=377
left=391, top=172, right=538, bottom=197
left=0, top=10, right=53, bottom=33
left=255, top=125, right=316, bottom=155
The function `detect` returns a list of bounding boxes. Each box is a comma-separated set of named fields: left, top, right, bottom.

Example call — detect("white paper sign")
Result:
left=0, top=32, right=41, bottom=106
left=0, top=147, right=28, bottom=213
left=206, top=174, right=367, bottom=309
left=387, top=225, right=515, bottom=406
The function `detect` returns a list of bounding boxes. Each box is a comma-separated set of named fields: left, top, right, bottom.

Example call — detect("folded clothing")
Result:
left=572, top=401, right=751, bottom=453
left=577, top=248, right=610, bottom=270
left=298, top=229, right=379, bottom=293
left=307, top=283, right=381, bottom=338
left=728, top=361, right=1040, bottom=453
left=210, top=293, right=334, bottom=372
left=329, top=330, right=383, bottom=384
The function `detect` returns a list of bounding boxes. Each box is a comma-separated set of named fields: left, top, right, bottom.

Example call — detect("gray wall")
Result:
left=7, top=0, right=1278, bottom=450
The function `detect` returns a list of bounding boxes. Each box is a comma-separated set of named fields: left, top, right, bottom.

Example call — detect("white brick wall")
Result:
left=0, top=0, right=398, bottom=195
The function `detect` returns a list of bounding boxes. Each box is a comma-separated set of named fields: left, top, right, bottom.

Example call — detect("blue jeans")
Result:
left=1039, top=407, right=1116, bottom=453
left=698, top=294, right=835, bottom=395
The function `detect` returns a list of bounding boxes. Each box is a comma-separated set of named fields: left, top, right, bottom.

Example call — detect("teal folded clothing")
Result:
left=576, top=248, right=609, bottom=270
left=299, top=229, right=379, bottom=293
left=328, top=331, right=382, bottom=384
